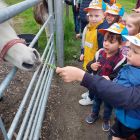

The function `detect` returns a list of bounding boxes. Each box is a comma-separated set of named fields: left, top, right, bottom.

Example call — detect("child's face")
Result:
left=105, top=13, right=118, bottom=24
left=126, top=17, right=138, bottom=35
left=127, top=43, right=140, bottom=67
left=103, top=32, right=121, bottom=56
left=88, top=9, right=104, bottom=25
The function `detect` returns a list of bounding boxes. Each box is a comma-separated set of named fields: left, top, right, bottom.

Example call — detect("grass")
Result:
left=64, top=7, right=81, bottom=62
left=3, top=0, right=137, bottom=63
left=118, top=0, right=137, bottom=13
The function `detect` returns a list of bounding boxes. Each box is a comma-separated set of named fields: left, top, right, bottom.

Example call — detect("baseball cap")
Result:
left=84, top=0, right=107, bottom=12
left=98, top=23, right=128, bottom=35
left=123, top=33, right=140, bottom=46
left=106, top=3, right=125, bottom=16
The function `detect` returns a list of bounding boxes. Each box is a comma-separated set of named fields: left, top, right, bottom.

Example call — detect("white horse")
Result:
left=0, top=1, right=41, bottom=71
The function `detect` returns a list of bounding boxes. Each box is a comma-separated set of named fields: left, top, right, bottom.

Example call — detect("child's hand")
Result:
left=91, top=62, right=101, bottom=71
left=102, top=75, right=110, bottom=80
left=80, top=54, right=84, bottom=61
left=56, top=66, right=85, bottom=82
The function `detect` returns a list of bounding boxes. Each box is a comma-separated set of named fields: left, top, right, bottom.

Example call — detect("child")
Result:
left=125, top=13, right=140, bottom=36
left=121, top=12, right=140, bottom=56
left=85, top=23, right=127, bottom=132
left=79, top=0, right=106, bottom=70
left=79, top=2, right=125, bottom=106
left=78, top=0, right=107, bottom=105
left=109, top=33, right=140, bottom=140
left=56, top=33, right=140, bottom=140
left=76, top=0, right=116, bottom=39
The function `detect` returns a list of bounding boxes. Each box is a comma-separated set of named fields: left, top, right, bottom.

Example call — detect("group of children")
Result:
left=57, top=0, right=140, bottom=140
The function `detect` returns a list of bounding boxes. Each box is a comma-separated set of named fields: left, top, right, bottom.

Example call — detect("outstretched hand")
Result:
left=56, top=66, right=85, bottom=82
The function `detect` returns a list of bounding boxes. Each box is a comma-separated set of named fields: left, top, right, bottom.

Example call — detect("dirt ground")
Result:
left=0, top=60, right=110, bottom=140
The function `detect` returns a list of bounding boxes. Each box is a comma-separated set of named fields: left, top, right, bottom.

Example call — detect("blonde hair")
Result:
left=127, top=13, right=140, bottom=33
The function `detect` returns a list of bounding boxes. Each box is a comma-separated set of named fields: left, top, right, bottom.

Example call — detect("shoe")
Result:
left=81, top=91, right=89, bottom=99
left=85, top=113, right=99, bottom=124
left=102, top=120, right=111, bottom=132
left=79, top=96, right=93, bottom=106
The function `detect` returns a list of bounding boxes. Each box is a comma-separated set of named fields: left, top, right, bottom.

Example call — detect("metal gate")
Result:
left=0, top=0, right=64, bottom=139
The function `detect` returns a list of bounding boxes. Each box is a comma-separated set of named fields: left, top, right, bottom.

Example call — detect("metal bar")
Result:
left=8, top=34, right=53, bottom=139
left=32, top=59, right=54, bottom=140
left=47, top=0, right=54, bottom=34
left=55, top=0, right=64, bottom=67
left=0, top=0, right=41, bottom=24
left=17, top=43, right=54, bottom=140
left=0, top=67, right=18, bottom=99
left=0, top=117, right=9, bottom=140
left=29, top=51, right=54, bottom=140
left=33, top=68, right=54, bottom=140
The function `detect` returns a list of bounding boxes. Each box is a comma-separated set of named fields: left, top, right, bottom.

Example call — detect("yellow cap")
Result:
left=105, top=3, right=124, bottom=16
left=123, top=33, right=140, bottom=46
left=84, top=0, right=106, bottom=12
left=98, top=23, right=128, bottom=35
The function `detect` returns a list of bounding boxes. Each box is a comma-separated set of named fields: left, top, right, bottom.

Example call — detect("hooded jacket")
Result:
left=115, top=65, right=140, bottom=129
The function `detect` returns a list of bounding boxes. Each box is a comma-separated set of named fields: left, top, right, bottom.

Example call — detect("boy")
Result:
left=79, top=0, right=106, bottom=70
left=110, top=33, right=140, bottom=140
left=79, top=0, right=107, bottom=105
left=56, top=32, right=140, bottom=139
left=85, top=23, right=127, bottom=131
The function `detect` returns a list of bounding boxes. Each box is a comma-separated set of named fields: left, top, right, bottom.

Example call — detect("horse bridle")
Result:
left=0, top=39, right=26, bottom=59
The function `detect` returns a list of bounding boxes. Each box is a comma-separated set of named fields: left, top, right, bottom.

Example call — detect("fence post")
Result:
left=55, top=0, right=64, bottom=67
left=47, top=0, right=54, bottom=35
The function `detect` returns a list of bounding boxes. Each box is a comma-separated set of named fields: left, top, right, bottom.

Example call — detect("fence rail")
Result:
left=0, top=0, right=58, bottom=140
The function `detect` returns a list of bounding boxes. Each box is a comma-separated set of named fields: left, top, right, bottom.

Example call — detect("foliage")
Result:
left=64, top=10, right=81, bottom=62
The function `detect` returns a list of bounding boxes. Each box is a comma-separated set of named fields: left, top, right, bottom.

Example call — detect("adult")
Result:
left=65, top=0, right=80, bottom=36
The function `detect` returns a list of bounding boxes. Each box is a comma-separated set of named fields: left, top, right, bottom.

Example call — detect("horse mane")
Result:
left=33, top=0, right=48, bottom=25
left=0, top=0, right=8, bottom=9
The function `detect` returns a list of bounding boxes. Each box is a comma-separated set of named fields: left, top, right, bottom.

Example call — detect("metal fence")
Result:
left=0, top=0, right=64, bottom=139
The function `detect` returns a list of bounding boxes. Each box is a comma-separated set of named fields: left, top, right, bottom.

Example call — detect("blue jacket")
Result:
left=115, top=65, right=140, bottom=129
left=80, top=73, right=140, bottom=109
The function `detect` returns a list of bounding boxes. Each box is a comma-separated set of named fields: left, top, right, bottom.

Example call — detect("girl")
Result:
left=121, top=12, right=140, bottom=56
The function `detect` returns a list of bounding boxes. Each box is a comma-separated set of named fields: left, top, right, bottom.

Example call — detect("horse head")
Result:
left=0, top=21, right=41, bottom=71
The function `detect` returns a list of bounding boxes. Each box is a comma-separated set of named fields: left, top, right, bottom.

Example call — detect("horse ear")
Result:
left=33, top=0, right=48, bottom=25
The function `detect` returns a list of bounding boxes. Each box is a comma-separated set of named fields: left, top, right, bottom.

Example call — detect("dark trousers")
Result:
left=92, top=95, right=113, bottom=121
left=89, top=89, right=95, bottom=100
left=72, top=6, right=80, bottom=34
left=80, top=20, right=88, bottom=33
